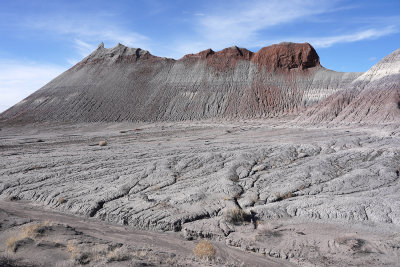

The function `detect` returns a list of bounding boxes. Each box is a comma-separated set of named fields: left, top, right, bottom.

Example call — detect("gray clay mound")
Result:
left=300, top=48, right=400, bottom=124
left=0, top=42, right=360, bottom=123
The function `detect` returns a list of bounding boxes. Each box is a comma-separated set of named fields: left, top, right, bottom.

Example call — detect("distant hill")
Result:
left=1, top=42, right=363, bottom=123
left=300, top=48, right=400, bottom=124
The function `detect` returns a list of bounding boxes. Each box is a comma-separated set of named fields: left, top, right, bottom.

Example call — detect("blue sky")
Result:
left=1, top=0, right=399, bottom=112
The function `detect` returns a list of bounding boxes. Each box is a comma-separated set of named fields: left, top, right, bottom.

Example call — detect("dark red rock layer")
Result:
left=251, top=42, right=320, bottom=72
left=181, top=42, right=319, bottom=73
left=182, top=46, right=254, bottom=72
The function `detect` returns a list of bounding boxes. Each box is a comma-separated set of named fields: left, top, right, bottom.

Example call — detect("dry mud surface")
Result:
left=1, top=120, right=400, bottom=266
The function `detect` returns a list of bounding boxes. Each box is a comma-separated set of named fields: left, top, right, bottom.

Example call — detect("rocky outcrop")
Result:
left=79, top=42, right=160, bottom=65
left=0, top=42, right=360, bottom=123
left=251, top=42, right=320, bottom=72
left=181, top=42, right=320, bottom=73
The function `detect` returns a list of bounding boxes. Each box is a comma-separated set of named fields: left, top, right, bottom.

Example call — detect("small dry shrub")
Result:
left=225, top=208, right=249, bottom=225
left=67, top=240, right=79, bottom=256
left=252, top=194, right=259, bottom=204
left=107, top=247, right=131, bottom=262
left=6, top=236, right=19, bottom=252
left=99, top=140, right=107, bottom=146
left=255, top=229, right=282, bottom=241
left=157, top=202, right=173, bottom=209
left=229, top=174, right=239, bottom=183
left=67, top=240, right=91, bottom=264
left=274, top=192, right=293, bottom=201
left=5, top=222, right=50, bottom=253
left=233, top=192, right=242, bottom=200
left=0, top=254, right=23, bottom=267
left=151, top=185, right=161, bottom=191
left=57, top=197, right=67, bottom=204
left=132, top=249, right=149, bottom=259
left=193, top=240, right=216, bottom=260
left=22, top=221, right=50, bottom=238
left=8, top=195, right=20, bottom=201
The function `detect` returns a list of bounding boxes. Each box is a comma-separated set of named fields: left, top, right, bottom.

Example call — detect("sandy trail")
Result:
left=0, top=199, right=291, bottom=266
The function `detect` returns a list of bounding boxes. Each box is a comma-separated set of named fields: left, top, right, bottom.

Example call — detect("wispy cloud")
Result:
left=254, top=26, right=398, bottom=49
left=25, top=14, right=151, bottom=61
left=168, top=0, right=339, bottom=58
left=74, top=39, right=97, bottom=57
left=167, top=1, right=400, bottom=59
left=195, top=0, right=337, bottom=48
left=66, top=39, right=97, bottom=65
left=310, top=26, right=398, bottom=48
left=0, top=60, right=66, bottom=112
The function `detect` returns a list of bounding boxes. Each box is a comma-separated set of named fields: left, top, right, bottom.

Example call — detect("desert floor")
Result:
left=1, top=120, right=400, bottom=266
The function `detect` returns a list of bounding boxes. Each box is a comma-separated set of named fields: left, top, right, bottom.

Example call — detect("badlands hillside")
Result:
left=0, top=43, right=400, bottom=266
left=0, top=42, right=361, bottom=123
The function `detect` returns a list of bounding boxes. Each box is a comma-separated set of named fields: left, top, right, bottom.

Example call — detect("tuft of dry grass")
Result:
left=5, top=236, right=19, bottom=252
left=252, top=194, right=259, bottom=204
left=5, top=222, right=51, bottom=253
left=99, top=140, right=107, bottom=146
left=274, top=192, right=293, bottom=201
left=157, top=202, right=173, bottom=209
left=8, top=195, right=20, bottom=201
left=107, top=247, right=131, bottom=262
left=67, top=240, right=79, bottom=256
left=193, top=240, right=216, bottom=260
left=255, top=229, right=282, bottom=241
left=233, top=192, right=242, bottom=200
left=151, top=185, right=161, bottom=191
left=22, top=221, right=50, bottom=238
left=229, top=174, right=239, bottom=182
left=57, top=197, right=67, bottom=204
left=67, top=240, right=91, bottom=264
left=225, top=208, right=249, bottom=225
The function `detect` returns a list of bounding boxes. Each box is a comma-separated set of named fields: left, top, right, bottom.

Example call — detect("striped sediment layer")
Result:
left=1, top=42, right=361, bottom=123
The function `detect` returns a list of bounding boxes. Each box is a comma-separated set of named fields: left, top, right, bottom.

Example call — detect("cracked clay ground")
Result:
left=1, top=120, right=400, bottom=266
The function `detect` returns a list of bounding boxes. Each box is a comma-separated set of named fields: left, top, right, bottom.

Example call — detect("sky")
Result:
left=0, top=0, right=399, bottom=112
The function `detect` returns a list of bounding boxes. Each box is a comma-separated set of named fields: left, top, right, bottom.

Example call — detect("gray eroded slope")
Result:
left=301, top=48, right=400, bottom=124
left=0, top=43, right=360, bottom=123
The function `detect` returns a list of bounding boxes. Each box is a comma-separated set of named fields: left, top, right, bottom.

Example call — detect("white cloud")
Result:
left=195, top=0, right=337, bottom=49
left=0, top=60, right=66, bottom=112
left=255, top=26, right=398, bottom=49
left=310, top=26, right=398, bottom=48
left=166, top=0, right=339, bottom=58
left=167, top=1, right=399, bottom=59
left=74, top=39, right=96, bottom=57
left=26, top=15, right=151, bottom=61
